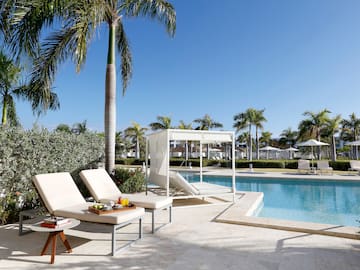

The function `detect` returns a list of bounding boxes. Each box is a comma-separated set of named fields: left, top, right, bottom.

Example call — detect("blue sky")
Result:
left=16, top=0, right=360, bottom=138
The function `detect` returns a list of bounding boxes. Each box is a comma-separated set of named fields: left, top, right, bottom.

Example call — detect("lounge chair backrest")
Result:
left=317, top=160, right=330, bottom=169
left=350, top=160, right=360, bottom=169
left=298, top=159, right=310, bottom=169
left=80, top=169, right=122, bottom=202
left=33, top=172, right=86, bottom=214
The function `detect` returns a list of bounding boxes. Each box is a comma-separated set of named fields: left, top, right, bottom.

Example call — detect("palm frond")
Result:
left=120, top=0, right=176, bottom=36
left=116, top=20, right=132, bottom=93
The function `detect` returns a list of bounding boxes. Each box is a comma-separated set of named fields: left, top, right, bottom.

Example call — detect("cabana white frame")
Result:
left=145, top=129, right=236, bottom=199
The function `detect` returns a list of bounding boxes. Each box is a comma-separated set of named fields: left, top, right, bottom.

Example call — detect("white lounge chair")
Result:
left=79, top=169, right=172, bottom=233
left=149, top=171, right=232, bottom=196
left=297, top=159, right=311, bottom=174
left=349, top=160, right=360, bottom=174
left=317, top=160, right=333, bottom=175
left=32, top=172, right=145, bottom=255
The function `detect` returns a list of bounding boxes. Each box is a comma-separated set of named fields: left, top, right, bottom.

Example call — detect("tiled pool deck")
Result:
left=1, top=170, right=360, bottom=269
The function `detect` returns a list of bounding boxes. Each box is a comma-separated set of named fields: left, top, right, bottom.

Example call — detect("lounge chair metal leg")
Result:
left=139, top=217, right=143, bottom=239
left=151, top=211, right=155, bottom=234
left=169, top=205, right=172, bottom=223
left=111, top=226, right=116, bottom=256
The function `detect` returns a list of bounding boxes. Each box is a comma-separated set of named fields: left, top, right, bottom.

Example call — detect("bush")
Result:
left=113, top=168, right=145, bottom=193
left=0, top=126, right=104, bottom=224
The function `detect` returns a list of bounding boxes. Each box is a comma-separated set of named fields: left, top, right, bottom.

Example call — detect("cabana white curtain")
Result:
left=146, top=129, right=236, bottom=197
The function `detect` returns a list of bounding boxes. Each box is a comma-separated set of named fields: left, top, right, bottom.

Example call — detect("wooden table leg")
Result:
left=59, top=231, right=73, bottom=253
left=51, top=232, right=57, bottom=264
left=40, top=230, right=73, bottom=264
left=40, top=233, right=54, bottom=256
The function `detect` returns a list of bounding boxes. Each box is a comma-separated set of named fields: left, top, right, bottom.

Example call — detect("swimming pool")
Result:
left=183, top=174, right=360, bottom=227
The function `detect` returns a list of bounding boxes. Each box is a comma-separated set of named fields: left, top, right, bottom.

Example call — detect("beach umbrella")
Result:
left=284, top=146, right=299, bottom=159
left=345, top=141, right=360, bottom=159
left=296, top=139, right=329, bottom=165
left=259, top=146, right=281, bottom=159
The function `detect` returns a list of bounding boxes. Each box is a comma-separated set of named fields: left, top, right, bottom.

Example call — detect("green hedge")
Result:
left=115, top=157, right=353, bottom=171
left=0, top=127, right=104, bottom=224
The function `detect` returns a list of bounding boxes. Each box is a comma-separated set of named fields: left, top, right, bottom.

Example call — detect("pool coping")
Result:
left=176, top=169, right=360, bottom=239
left=214, top=191, right=360, bottom=240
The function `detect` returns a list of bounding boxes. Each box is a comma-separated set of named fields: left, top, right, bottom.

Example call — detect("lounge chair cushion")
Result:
left=169, top=171, right=199, bottom=195
left=80, top=169, right=121, bottom=201
left=191, top=182, right=232, bottom=195
left=99, top=194, right=172, bottom=209
left=54, top=202, right=145, bottom=225
left=33, top=172, right=86, bottom=213
left=80, top=168, right=173, bottom=209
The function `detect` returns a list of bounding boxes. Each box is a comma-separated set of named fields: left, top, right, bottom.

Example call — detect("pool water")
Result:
left=183, top=174, right=360, bottom=227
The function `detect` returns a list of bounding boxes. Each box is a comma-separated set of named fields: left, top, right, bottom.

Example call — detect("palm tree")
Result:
left=341, top=113, right=360, bottom=142
left=125, top=122, right=148, bottom=159
left=253, top=109, right=266, bottom=159
left=236, top=132, right=250, bottom=159
left=177, top=120, right=193, bottom=161
left=193, top=114, right=223, bottom=130
left=323, top=115, right=341, bottom=161
left=149, top=116, right=172, bottom=131
left=72, top=120, right=87, bottom=134
left=279, top=127, right=298, bottom=147
left=193, top=114, right=223, bottom=158
left=178, top=120, right=192, bottom=130
left=55, top=124, right=71, bottom=133
left=298, top=109, right=331, bottom=159
left=2, top=0, right=176, bottom=174
left=260, top=131, right=272, bottom=146
left=298, top=109, right=331, bottom=141
left=0, top=51, right=22, bottom=126
left=233, top=108, right=264, bottom=161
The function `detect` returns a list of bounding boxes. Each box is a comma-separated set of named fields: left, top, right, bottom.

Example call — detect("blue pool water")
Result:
left=183, top=174, right=360, bottom=227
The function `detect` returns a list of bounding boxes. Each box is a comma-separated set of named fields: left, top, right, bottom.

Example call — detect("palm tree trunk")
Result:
left=248, top=125, right=252, bottom=161
left=136, top=137, right=140, bottom=159
left=104, top=23, right=117, bottom=174
left=1, top=97, right=7, bottom=125
left=331, top=135, right=337, bottom=161
left=255, top=127, right=259, bottom=159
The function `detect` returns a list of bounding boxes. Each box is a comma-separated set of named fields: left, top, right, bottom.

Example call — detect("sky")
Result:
left=15, top=0, right=360, bottom=138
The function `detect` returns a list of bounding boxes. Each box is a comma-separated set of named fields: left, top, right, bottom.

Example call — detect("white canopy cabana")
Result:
left=145, top=129, right=236, bottom=198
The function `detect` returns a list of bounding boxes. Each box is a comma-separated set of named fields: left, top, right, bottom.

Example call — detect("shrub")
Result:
left=113, top=168, right=145, bottom=193
left=0, top=126, right=104, bottom=224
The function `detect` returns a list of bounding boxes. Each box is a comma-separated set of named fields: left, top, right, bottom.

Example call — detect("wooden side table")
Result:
left=30, top=218, right=80, bottom=264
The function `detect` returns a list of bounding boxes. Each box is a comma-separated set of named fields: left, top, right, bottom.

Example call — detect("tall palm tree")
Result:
left=124, top=122, right=147, bottom=159
left=341, top=113, right=360, bottom=142
left=253, top=109, right=266, bottom=159
left=323, top=115, right=341, bottom=161
left=193, top=114, right=223, bottom=130
left=233, top=108, right=264, bottom=161
left=279, top=127, right=298, bottom=147
left=149, top=115, right=172, bottom=131
left=1, top=0, right=176, bottom=174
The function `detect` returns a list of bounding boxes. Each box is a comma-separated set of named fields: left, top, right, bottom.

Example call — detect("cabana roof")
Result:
left=147, top=129, right=234, bottom=143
